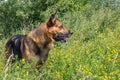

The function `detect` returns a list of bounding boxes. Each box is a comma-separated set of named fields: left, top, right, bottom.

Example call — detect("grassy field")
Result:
left=0, top=4, right=120, bottom=80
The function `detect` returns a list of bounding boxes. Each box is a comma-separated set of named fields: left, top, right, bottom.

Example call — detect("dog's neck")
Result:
left=27, top=23, right=54, bottom=49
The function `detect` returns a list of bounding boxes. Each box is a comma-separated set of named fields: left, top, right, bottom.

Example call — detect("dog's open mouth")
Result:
left=54, top=34, right=67, bottom=42
left=54, top=32, right=73, bottom=42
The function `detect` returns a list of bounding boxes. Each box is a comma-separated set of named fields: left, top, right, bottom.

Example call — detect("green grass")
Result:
left=0, top=8, right=120, bottom=80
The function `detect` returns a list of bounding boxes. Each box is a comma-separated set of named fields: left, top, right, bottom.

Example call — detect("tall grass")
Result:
left=0, top=2, right=120, bottom=80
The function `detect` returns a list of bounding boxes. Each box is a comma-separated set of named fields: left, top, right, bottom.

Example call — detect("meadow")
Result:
left=0, top=0, right=120, bottom=80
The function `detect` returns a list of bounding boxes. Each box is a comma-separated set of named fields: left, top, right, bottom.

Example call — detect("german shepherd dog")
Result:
left=5, top=13, right=73, bottom=67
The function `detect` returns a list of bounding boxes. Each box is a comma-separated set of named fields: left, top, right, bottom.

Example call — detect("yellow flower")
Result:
left=79, top=78, right=82, bottom=80
left=107, top=57, right=111, bottom=61
left=16, top=66, right=20, bottom=69
left=76, top=67, right=78, bottom=71
left=21, top=59, right=25, bottom=64
left=88, top=71, right=92, bottom=75
left=113, top=49, right=118, bottom=54
left=104, top=76, right=110, bottom=80
left=56, top=71, right=61, bottom=79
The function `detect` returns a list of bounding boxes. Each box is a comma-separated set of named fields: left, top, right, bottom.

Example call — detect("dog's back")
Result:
left=5, top=35, right=25, bottom=60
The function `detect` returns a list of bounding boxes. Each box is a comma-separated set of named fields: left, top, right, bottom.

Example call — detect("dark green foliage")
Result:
left=0, top=0, right=58, bottom=37
left=0, top=0, right=120, bottom=38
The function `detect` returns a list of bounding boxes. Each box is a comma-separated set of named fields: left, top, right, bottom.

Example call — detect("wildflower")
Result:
left=76, top=59, right=79, bottom=62
left=56, top=71, right=61, bottom=79
left=21, top=58, right=25, bottom=64
left=113, top=49, right=118, bottom=54
left=88, top=71, right=92, bottom=75
left=70, top=53, right=74, bottom=58
left=16, top=65, right=20, bottom=70
left=104, top=76, right=110, bottom=80
left=23, top=74, right=27, bottom=78
left=79, top=78, right=82, bottom=80
left=76, top=67, right=78, bottom=71
left=107, top=57, right=111, bottom=61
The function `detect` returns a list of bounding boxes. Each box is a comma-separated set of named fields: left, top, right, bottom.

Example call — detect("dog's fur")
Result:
left=5, top=13, right=73, bottom=67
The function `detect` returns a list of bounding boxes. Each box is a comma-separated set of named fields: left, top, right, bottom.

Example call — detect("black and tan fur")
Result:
left=5, top=13, right=73, bottom=67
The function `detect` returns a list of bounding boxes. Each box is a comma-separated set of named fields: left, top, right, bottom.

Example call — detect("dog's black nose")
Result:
left=70, top=31, right=73, bottom=35
left=69, top=30, right=73, bottom=35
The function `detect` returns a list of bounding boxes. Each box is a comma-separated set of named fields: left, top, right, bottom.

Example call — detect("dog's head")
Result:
left=47, top=13, right=73, bottom=42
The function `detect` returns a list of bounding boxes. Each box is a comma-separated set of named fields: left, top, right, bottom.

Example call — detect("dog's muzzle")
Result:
left=54, top=30, right=73, bottom=42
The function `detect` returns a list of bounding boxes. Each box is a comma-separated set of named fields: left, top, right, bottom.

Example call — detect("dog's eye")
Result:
left=60, top=25, right=63, bottom=29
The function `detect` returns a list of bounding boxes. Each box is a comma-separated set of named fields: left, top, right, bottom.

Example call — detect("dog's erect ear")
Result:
left=47, top=12, right=57, bottom=27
